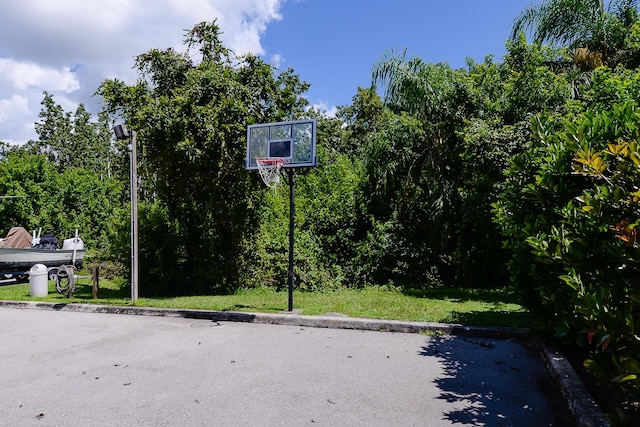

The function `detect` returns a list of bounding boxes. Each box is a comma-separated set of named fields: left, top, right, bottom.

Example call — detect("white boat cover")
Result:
left=62, top=237, right=84, bottom=250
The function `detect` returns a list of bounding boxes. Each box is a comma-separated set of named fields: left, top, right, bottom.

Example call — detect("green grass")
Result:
left=0, top=277, right=535, bottom=328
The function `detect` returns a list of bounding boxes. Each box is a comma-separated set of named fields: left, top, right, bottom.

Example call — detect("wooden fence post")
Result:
left=92, top=267, right=99, bottom=299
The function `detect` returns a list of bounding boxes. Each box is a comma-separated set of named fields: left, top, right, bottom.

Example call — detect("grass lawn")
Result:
left=0, top=276, right=535, bottom=328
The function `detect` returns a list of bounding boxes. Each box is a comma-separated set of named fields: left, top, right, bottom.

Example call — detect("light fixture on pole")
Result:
left=113, top=123, right=139, bottom=302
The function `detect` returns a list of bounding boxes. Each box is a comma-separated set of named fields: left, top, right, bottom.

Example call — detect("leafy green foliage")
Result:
left=568, top=110, right=640, bottom=393
left=244, top=140, right=362, bottom=291
left=0, top=93, right=125, bottom=264
left=370, top=31, right=639, bottom=405
left=337, top=87, right=450, bottom=287
left=364, top=39, right=574, bottom=289
left=98, top=21, right=309, bottom=295
left=0, top=151, right=123, bottom=255
left=511, top=0, right=640, bottom=68
left=502, top=35, right=572, bottom=124
left=24, top=92, right=117, bottom=177
left=496, top=90, right=640, bottom=398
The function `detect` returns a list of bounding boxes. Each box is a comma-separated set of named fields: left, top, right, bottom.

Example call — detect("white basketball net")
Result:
left=256, top=158, right=285, bottom=189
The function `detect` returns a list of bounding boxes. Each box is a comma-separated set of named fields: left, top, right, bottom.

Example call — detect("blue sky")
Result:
left=0, top=0, right=535, bottom=144
left=261, top=0, right=535, bottom=113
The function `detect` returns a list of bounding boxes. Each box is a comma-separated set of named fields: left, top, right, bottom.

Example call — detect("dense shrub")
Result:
left=496, top=99, right=640, bottom=398
left=0, top=152, right=123, bottom=255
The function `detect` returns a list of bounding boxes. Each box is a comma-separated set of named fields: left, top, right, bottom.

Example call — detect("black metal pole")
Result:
left=287, top=168, right=295, bottom=312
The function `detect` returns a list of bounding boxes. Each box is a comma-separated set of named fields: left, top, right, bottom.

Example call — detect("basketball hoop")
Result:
left=256, top=157, right=285, bottom=188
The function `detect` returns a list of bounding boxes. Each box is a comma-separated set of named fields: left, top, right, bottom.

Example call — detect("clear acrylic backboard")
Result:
left=245, top=119, right=317, bottom=170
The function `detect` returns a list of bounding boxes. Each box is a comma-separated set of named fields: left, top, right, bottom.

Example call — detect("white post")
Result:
left=72, top=229, right=78, bottom=265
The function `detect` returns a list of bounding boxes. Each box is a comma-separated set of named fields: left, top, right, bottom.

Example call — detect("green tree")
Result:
left=511, top=0, right=640, bottom=68
left=335, top=86, right=444, bottom=287
left=499, top=104, right=640, bottom=399
left=568, top=108, right=640, bottom=396
left=368, top=44, right=568, bottom=288
left=246, top=143, right=363, bottom=291
left=0, top=153, right=59, bottom=230
left=0, top=151, right=123, bottom=254
left=493, top=65, right=640, bottom=408
left=370, top=51, right=468, bottom=286
left=98, top=21, right=310, bottom=295
left=25, top=92, right=116, bottom=177
left=29, top=92, right=73, bottom=168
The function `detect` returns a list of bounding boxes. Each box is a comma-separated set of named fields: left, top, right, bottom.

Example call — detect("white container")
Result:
left=29, top=264, right=48, bottom=297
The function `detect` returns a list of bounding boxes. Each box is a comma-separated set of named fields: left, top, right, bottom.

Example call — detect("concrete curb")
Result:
left=0, top=300, right=609, bottom=426
left=539, top=344, right=610, bottom=427
left=0, top=299, right=531, bottom=337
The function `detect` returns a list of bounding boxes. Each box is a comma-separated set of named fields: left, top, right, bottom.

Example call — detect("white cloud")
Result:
left=160, top=0, right=283, bottom=57
left=0, top=0, right=286, bottom=144
left=271, top=53, right=284, bottom=68
left=0, top=95, right=36, bottom=145
left=0, top=95, right=31, bottom=124
left=310, top=101, right=338, bottom=118
left=0, top=59, right=80, bottom=92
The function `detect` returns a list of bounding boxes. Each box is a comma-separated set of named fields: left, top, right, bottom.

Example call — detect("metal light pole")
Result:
left=113, top=124, right=139, bottom=302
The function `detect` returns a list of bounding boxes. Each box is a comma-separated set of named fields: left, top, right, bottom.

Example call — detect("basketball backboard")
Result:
left=246, top=119, right=317, bottom=170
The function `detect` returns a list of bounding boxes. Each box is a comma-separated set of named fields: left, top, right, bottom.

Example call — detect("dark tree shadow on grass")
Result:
left=449, top=311, right=536, bottom=329
left=403, top=288, right=522, bottom=304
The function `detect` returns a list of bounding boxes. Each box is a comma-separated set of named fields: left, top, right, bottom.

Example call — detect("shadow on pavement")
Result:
left=419, top=335, right=574, bottom=426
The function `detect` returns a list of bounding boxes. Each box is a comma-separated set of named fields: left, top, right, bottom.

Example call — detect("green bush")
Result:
left=496, top=100, right=640, bottom=397
left=242, top=146, right=361, bottom=291
left=0, top=152, right=123, bottom=255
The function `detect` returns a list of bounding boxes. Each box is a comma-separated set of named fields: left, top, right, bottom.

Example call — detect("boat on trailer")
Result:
left=0, top=247, right=86, bottom=269
left=0, top=227, right=85, bottom=281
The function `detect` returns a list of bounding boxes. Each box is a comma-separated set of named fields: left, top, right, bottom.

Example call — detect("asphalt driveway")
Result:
left=0, top=306, right=574, bottom=426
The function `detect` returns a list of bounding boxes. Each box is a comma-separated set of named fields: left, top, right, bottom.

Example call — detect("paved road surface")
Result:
left=0, top=307, right=571, bottom=426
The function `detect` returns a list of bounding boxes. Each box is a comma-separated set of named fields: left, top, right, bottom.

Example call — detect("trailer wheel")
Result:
left=48, top=267, right=59, bottom=281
